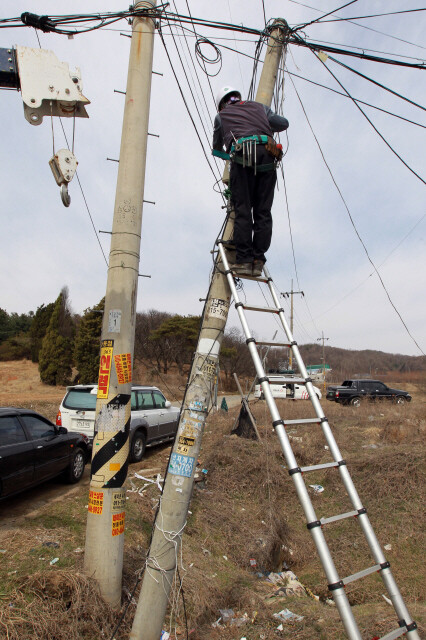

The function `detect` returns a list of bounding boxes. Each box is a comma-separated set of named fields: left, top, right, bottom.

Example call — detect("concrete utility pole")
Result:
left=281, top=279, right=304, bottom=369
left=130, top=18, right=289, bottom=640
left=84, top=0, right=157, bottom=608
left=317, top=331, right=329, bottom=393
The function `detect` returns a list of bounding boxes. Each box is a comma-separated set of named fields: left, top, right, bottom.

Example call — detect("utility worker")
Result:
left=212, top=86, right=289, bottom=277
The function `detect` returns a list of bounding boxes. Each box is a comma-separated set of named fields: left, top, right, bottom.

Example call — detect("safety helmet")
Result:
left=215, top=85, right=242, bottom=111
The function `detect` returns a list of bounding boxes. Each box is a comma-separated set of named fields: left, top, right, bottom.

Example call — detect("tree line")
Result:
left=0, top=291, right=255, bottom=386
left=1, top=293, right=424, bottom=387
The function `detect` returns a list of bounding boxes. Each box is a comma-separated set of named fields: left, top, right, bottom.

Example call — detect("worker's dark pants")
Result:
left=230, top=145, right=277, bottom=264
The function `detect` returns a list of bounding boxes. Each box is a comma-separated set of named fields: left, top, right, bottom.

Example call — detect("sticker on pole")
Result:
left=208, top=298, right=229, bottom=319
left=169, top=453, right=195, bottom=478
left=177, top=435, right=195, bottom=455
left=108, top=309, right=122, bottom=333
left=97, top=340, right=114, bottom=398
left=112, top=512, right=125, bottom=536
left=88, top=490, right=104, bottom=514
left=114, top=352, right=132, bottom=384
left=112, top=489, right=126, bottom=513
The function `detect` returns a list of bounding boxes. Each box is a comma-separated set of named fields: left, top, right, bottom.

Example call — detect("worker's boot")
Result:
left=231, top=262, right=252, bottom=276
left=252, top=260, right=264, bottom=277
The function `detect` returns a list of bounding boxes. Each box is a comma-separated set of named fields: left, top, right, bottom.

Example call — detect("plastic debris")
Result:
left=382, top=594, right=392, bottom=606
left=73, top=547, right=84, bottom=554
left=0, top=550, right=7, bottom=554
left=221, top=397, right=228, bottom=412
left=277, top=623, right=284, bottom=631
left=250, top=558, right=257, bottom=567
left=219, top=609, right=234, bottom=623
left=309, top=484, right=324, bottom=494
left=273, top=608, right=304, bottom=623
left=223, top=555, right=228, bottom=561
left=43, top=541, right=59, bottom=548
left=264, top=571, right=306, bottom=602
left=384, top=544, right=392, bottom=551
left=160, top=632, right=170, bottom=640
left=50, top=558, right=59, bottom=566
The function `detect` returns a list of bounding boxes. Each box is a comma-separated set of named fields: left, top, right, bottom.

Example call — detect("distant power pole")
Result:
left=130, top=18, right=290, bottom=640
left=83, top=0, right=157, bottom=608
left=317, top=331, right=329, bottom=393
left=281, top=279, right=304, bottom=369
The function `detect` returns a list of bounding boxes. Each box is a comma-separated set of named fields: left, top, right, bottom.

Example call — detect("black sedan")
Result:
left=0, top=407, right=90, bottom=499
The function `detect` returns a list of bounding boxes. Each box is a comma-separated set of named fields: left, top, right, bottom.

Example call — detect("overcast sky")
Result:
left=1, top=1, right=425, bottom=357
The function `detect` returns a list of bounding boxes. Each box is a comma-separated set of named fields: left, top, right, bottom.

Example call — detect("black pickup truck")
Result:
left=326, top=379, right=411, bottom=407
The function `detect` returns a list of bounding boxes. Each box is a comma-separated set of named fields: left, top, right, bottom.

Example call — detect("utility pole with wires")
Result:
left=281, top=279, right=304, bottom=369
left=130, top=18, right=290, bottom=640
left=317, top=330, right=329, bottom=393
left=83, top=0, right=157, bottom=609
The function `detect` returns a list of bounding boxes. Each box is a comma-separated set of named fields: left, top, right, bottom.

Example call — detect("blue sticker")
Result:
left=169, top=453, right=195, bottom=478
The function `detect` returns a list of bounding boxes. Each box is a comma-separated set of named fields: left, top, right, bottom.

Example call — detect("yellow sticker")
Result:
left=112, top=489, right=126, bottom=513
left=114, top=352, right=132, bottom=384
left=88, top=490, right=104, bottom=515
left=112, top=512, right=125, bottom=536
left=109, top=462, right=120, bottom=472
left=97, top=340, right=114, bottom=398
left=178, top=435, right=195, bottom=447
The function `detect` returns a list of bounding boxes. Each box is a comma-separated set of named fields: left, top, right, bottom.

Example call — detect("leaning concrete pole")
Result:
left=130, top=19, right=289, bottom=639
left=84, top=0, right=156, bottom=608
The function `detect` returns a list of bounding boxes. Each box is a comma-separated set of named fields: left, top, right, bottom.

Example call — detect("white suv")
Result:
left=56, top=384, right=180, bottom=462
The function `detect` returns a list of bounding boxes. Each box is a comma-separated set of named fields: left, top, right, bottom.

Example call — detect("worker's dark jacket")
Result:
left=212, top=100, right=289, bottom=153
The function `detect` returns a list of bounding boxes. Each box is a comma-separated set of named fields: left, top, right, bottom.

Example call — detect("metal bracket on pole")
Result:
left=15, top=45, right=90, bottom=126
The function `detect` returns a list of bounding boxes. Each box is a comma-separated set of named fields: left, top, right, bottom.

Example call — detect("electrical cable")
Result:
left=323, top=54, right=426, bottom=112
left=283, top=69, right=426, bottom=130
left=313, top=52, right=426, bottom=186
left=289, top=33, right=426, bottom=70
left=288, top=73, right=425, bottom=356
left=286, top=0, right=426, bottom=52
left=319, top=8, right=426, bottom=24
left=301, top=37, right=426, bottom=64
left=157, top=26, right=224, bottom=193
left=163, top=17, right=222, bottom=180
left=294, top=0, right=360, bottom=31
left=58, top=117, right=108, bottom=267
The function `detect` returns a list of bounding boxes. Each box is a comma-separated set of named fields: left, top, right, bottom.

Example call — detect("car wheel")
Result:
left=67, top=447, right=86, bottom=483
left=349, top=397, right=361, bottom=407
left=131, top=430, right=146, bottom=463
left=395, top=396, right=406, bottom=405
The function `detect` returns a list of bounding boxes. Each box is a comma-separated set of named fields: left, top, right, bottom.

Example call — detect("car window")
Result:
left=138, top=391, right=154, bottom=410
left=131, top=391, right=138, bottom=410
left=0, top=416, right=28, bottom=446
left=22, top=415, right=56, bottom=439
left=375, top=383, right=386, bottom=391
left=63, top=388, right=97, bottom=410
left=152, top=391, right=166, bottom=408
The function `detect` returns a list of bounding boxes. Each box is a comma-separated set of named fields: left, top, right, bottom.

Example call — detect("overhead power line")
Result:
left=294, top=0, right=360, bottom=31
left=318, top=8, right=426, bottom=24
left=288, top=73, right=425, bottom=356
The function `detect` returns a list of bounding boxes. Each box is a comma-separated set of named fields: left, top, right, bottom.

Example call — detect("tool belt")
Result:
left=212, top=134, right=282, bottom=173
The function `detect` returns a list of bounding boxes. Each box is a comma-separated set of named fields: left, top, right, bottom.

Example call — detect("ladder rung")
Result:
left=301, top=462, right=338, bottom=473
left=342, top=564, right=381, bottom=586
left=256, top=341, right=291, bottom=347
left=320, top=510, right=359, bottom=525
left=283, top=418, right=321, bottom=425
left=377, top=627, right=409, bottom=640
left=270, top=377, right=306, bottom=384
left=234, top=273, right=269, bottom=283
left=242, top=304, right=280, bottom=313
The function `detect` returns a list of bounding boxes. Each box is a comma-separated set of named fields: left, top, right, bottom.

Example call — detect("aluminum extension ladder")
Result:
left=217, top=240, right=419, bottom=640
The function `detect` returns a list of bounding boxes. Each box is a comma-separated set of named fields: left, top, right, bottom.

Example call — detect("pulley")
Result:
left=48, top=148, right=78, bottom=207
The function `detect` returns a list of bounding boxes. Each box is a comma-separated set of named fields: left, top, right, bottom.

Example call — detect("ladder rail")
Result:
left=263, top=265, right=419, bottom=636
left=217, top=244, right=419, bottom=639
left=218, top=243, right=363, bottom=640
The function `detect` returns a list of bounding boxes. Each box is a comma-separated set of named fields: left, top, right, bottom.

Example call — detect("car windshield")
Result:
left=64, top=389, right=97, bottom=410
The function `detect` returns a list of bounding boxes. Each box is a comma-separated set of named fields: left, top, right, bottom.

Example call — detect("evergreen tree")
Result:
left=39, top=288, right=75, bottom=385
left=30, top=303, right=55, bottom=362
left=74, top=297, right=105, bottom=383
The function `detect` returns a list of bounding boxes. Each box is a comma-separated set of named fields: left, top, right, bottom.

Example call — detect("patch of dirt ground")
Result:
left=0, top=361, right=425, bottom=639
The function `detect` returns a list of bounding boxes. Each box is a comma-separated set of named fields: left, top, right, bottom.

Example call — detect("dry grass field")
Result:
left=0, top=360, right=425, bottom=639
